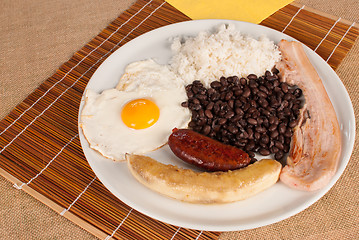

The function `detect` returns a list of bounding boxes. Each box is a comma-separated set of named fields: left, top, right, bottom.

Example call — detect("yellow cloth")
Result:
left=166, top=0, right=293, bottom=24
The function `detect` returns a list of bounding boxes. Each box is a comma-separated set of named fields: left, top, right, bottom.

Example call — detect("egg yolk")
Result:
left=121, top=99, right=160, bottom=130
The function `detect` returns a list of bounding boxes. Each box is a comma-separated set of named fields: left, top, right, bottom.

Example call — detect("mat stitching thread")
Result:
left=170, top=227, right=181, bottom=240
left=282, top=5, right=305, bottom=33
left=0, top=0, right=153, bottom=138
left=13, top=134, right=79, bottom=189
left=0, top=0, right=154, bottom=155
left=104, top=208, right=133, bottom=240
left=195, top=230, right=203, bottom=240
left=60, top=176, right=97, bottom=216
left=314, top=17, right=342, bottom=52
left=326, top=21, right=356, bottom=62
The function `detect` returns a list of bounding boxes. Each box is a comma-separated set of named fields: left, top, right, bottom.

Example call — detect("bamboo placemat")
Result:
left=0, top=0, right=358, bottom=239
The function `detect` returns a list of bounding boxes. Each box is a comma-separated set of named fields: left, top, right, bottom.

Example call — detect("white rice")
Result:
left=169, top=24, right=281, bottom=87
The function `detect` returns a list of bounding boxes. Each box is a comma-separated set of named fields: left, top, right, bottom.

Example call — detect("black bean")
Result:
left=274, top=86, right=281, bottom=92
left=259, top=85, right=269, bottom=94
left=268, top=124, right=277, bottom=132
left=235, top=107, right=244, bottom=116
left=228, top=99, right=234, bottom=109
left=275, top=151, right=284, bottom=160
left=198, top=109, right=204, bottom=118
left=207, top=88, right=216, bottom=95
left=192, top=104, right=202, bottom=111
left=247, top=118, right=257, bottom=125
left=284, top=129, right=293, bottom=138
left=239, top=119, right=247, bottom=127
left=251, top=88, right=259, bottom=95
left=275, top=141, right=284, bottom=150
left=270, top=146, right=279, bottom=153
left=188, top=121, right=196, bottom=128
left=261, top=109, right=271, bottom=116
left=232, top=76, right=240, bottom=84
left=247, top=74, right=257, bottom=80
left=234, top=89, right=243, bottom=96
left=248, top=151, right=255, bottom=158
left=261, top=134, right=270, bottom=144
left=220, top=77, right=228, bottom=86
left=234, top=100, right=242, bottom=108
left=277, top=111, right=286, bottom=120
left=218, top=118, right=227, bottom=125
left=259, top=148, right=271, bottom=156
left=273, top=79, right=280, bottom=87
left=206, top=101, right=214, bottom=110
left=272, top=68, right=279, bottom=74
left=240, top=77, right=247, bottom=85
left=257, top=91, right=267, bottom=98
left=242, top=88, right=251, bottom=98
left=251, top=111, right=260, bottom=119
left=193, top=125, right=202, bottom=132
left=248, top=79, right=257, bottom=88
left=256, top=126, right=266, bottom=133
left=288, top=119, right=298, bottom=128
left=224, top=111, right=234, bottom=119
left=294, top=88, right=302, bottom=98
left=258, top=98, right=269, bottom=108
left=292, top=104, right=300, bottom=110
left=228, top=125, right=238, bottom=134
left=257, top=117, right=264, bottom=125
left=181, top=101, right=188, bottom=107
left=192, top=86, right=200, bottom=94
left=284, top=93, right=293, bottom=101
left=242, top=103, right=250, bottom=112
left=210, top=81, right=221, bottom=89
left=278, top=135, right=285, bottom=144
left=211, top=93, right=220, bottom=101
left=281, top=83, right=289, bottom=93
left=187, top=90, right=194, bottom=98
left=267, top=116, right=275, bottom=125
left=196, top=118, right=206, bottom=126
left=265, top=70, right=272, bottom=77
left=278, top=123, right=286, bottom=134
left=266, top=75, right=277, bottom=81
left=248, top=107, right=257, bottom=114
left=238, top=131, right=249, bottom=139
left=270, top=130, right=279, bottom=139
left=205, top=109, right=213, bottom=119
left=202, top=125, right=211, bottom=135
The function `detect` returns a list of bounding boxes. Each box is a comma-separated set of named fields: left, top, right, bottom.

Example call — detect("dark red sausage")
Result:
left=168, top=129, right=251, bottom=171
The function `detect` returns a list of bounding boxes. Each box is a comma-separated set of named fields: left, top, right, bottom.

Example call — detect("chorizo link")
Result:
left=168, top=128, right=251, bottom=171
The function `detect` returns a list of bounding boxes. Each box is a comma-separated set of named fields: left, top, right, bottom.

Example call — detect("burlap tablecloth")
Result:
left=1, top=0, right=358, bottom=239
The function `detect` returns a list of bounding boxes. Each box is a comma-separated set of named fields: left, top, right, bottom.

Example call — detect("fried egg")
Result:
left=80, top=59, right=190, bottom=161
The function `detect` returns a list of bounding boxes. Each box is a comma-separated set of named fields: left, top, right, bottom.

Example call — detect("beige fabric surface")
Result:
left=0, top=0, right=358, bottom=239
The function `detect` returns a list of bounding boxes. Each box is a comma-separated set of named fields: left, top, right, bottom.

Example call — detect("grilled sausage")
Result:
left=168, top=128, right=251, bottom=171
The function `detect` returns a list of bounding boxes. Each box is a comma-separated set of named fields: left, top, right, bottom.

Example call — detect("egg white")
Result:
left=116, top=59, right=185, bottom=92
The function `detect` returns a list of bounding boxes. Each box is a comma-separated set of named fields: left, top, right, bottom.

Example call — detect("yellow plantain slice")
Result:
left=126, top=154, right=282, bottom=204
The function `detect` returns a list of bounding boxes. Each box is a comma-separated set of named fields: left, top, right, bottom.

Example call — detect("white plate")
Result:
left=78, top=20, right=355, bottom=231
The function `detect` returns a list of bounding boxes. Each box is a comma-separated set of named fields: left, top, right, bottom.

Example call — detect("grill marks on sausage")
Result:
left=181, top=71, right=304, bottom=161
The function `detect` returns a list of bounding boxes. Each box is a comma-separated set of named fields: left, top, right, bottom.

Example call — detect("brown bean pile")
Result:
left=181, top=70, right=303, bottom=161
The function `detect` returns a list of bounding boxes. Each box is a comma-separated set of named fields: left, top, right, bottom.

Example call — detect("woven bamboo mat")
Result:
left=0, top=0, right=358, bottom=239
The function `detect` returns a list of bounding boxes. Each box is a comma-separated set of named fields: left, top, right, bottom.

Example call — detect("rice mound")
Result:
left=169, top=24, right=281, bottom=87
